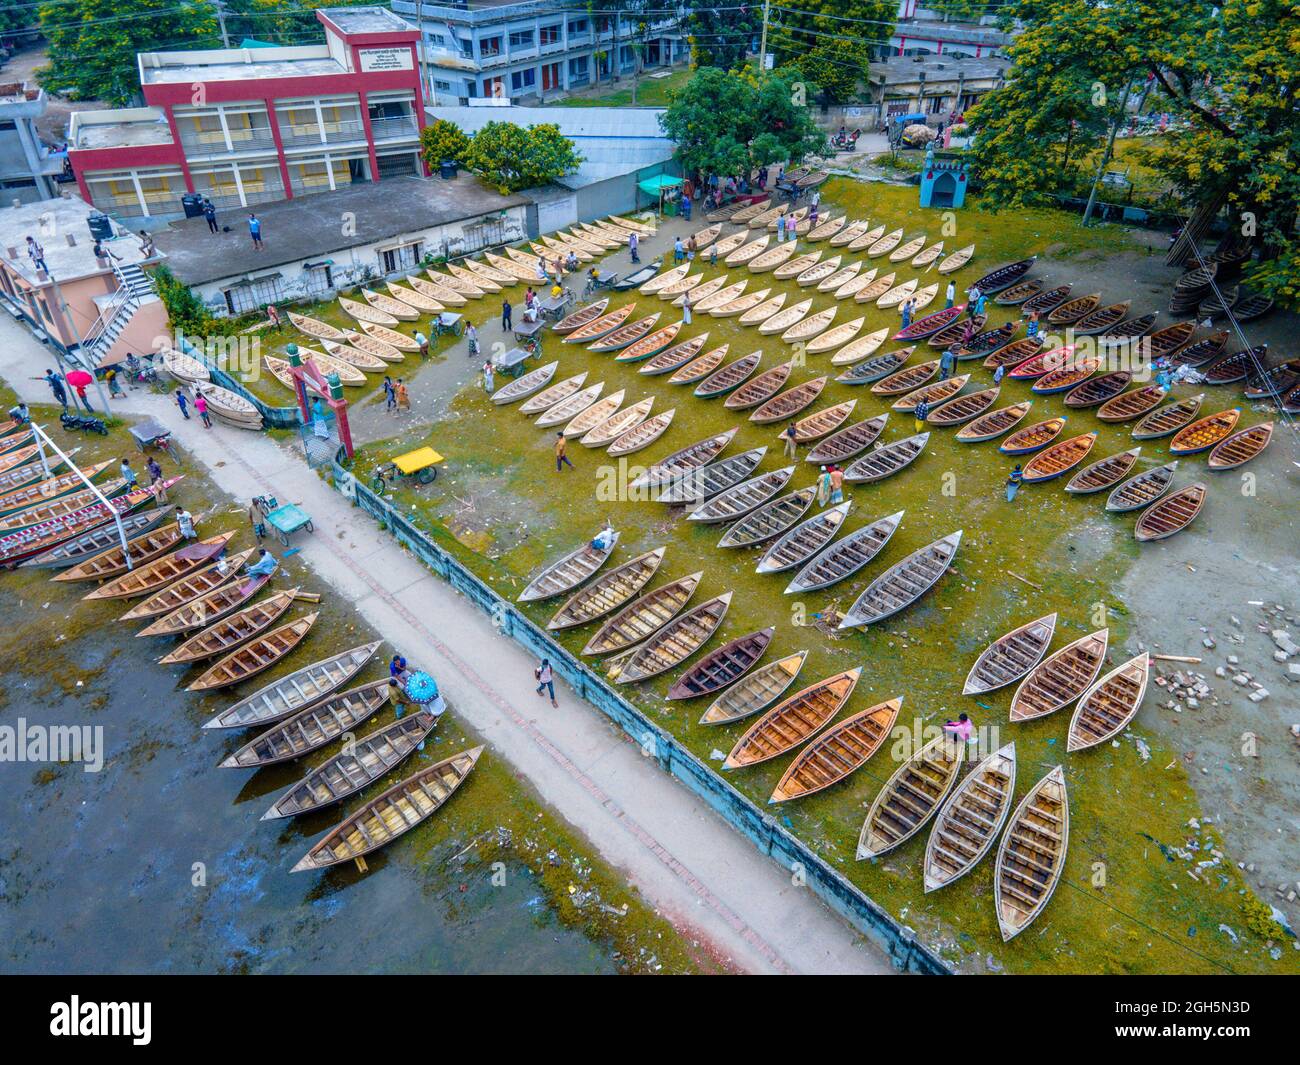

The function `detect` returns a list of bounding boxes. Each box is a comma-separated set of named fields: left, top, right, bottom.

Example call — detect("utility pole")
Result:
left=1082, top=80, right=1132, bottom=227
left=415, top=0, right=431, bottom=104
left=758, top=0, right=771, bottom=76
left=212, top=0, right=231, bottom=48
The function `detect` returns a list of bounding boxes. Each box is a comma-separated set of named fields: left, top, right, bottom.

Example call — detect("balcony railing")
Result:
left=177, top=127, right=278, bottom=158
left=278, top=118, right=366, bottom=146
left=369, top=116, right=420, bottom=142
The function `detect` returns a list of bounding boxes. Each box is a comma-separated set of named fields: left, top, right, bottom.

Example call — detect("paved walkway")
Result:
left=0, top=313, right=891, bottom=975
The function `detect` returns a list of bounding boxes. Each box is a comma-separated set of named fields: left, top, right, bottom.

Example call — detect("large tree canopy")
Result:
left=765, top=0, right=896, bottom=71
left=968, top=0, right=1300, bottom=298
left=659, top=67, right=829, bottom=179
left=462, top=122, right=584, bottom=194
left=684, top=1, right=761, bottom=71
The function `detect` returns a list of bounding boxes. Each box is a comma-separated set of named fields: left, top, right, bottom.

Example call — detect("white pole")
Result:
left=30, top=422, right=133, bottom=568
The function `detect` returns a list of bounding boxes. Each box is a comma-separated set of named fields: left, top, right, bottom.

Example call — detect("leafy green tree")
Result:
left=684, top=1, right=760, bottom=71
left=150, top=264, right=216, bottom=338
left=659, top=67, right=829, bottom=180
left=766, top=0, right=895, bottom=71
left=0, top=0, right=42, bottom=43
left=781, top=42, right=868, bottom=104
left=419, top=119, right=471, bottom=168
left=462, top=122, right=584, bottom=194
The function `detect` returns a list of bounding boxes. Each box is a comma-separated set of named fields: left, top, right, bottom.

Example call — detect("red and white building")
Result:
left=67, top=7, right=428, bottom=221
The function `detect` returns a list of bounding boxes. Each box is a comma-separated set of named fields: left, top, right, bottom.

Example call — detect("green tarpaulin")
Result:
left=637, top=175, right=682, bottom=197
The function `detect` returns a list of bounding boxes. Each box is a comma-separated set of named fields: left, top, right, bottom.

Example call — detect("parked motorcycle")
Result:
left=60, top=411, right=108, bottom=435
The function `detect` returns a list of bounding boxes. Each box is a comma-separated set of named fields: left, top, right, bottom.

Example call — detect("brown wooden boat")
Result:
left=519, top=534, right=617, bottom=601
left=923, top=743, right=1017, bottom=892
left=1244, top=360, right=1300, bottom=400
left=52, top=521, right=187, bottom=583
left=953, top=321, right=1021, bottom=360
left=1030, top=355, right=1102, bottom=394
left=1063, top=371, right=1131, bottom=407
left=159, top=588, right=297, bottom=664
left=1009, top=629, right=1108, bottom=721
left=723, top=361, right=794, bottom=410
left=667, top=344, right=731, bottom=384
left=723, top=668, right=862, bottom=770
left=1131, top=394, right=1203, bottom=439
left=784, top=510, right=903, bottom=594
left=1021, top=433, right=1097, bottom=483
left=994, top=766, right=1069, bottom=940
left=0, top=460, right=112, bottom=517
left=657, top=448, right=766, bottom=505
left=117, top=547, right=254, bottom=621
left=1169, top=409, right=1240, bottom=454
left=693, top=351, right=762, bottom=396
left=290, top=746, right=482, bottom=873
left=564, top=303, right=635, bottom=343
left=588, top=313, right=661, bottom=352
left=870, top=359, right=940, bottom=396
left=956, top=402, right=1033, bottom=443
left=963, top=614, right=1058, bottom=695
left=0, top=477, right=128, bottom=534
left=1095, top=385, right=1165, bottom=422
left=839, top=530, right=962, bottom=629
left=1208, top=422, right=1272, bottom=470
left=1022, top=284, right=1073, bottom=314
left=185, top=613, right=317, bottom=692
left=582, top=573, right=701, bottom=655
left=755, top=502, right=850, bottom=574
left=607, top=409, right=675, bottom=456
left=136, top=574, right=271, bottom=637
left=857, top=734, right=965, bottom=859
left=750, top=378, right=828, bottom=424
left=1135, top=483, right=1206, bottom=541
left=699, top=652, right=807, bottom=726
left=843, top=433, right=929, bottom=483
left=717, top=487, right=816, bottom=548
left=222, top=679, right=394, bottom=768
left=928, top=316, right=983, bottom=350
left=999, top=417, right=1066, bottom=455
left=666, top=626, right=773, bottom=699
left=0, top=482, right=182, bottom=567
left=1072, top=300, right=1130, bottom=335
left=82, top=533, right=236, bottom=601
left=785, top=400, right=856, bottom=442
left=806, top=415, right=889, bottom=464
left=770, top=697, right=901, bottom=804
left=1065, top=447, right=1141, bottom=493
left=630, top=429, right=737, bottom=491
left=1204, top=345, right=1267, bottom=385
left=996, top=280, right=1048, bottom=306
left=926, top=387, right=999, bottom=426
left=1097, top=311, right=1158, bottom=348
left=1066, top=654, right=1150, bottom=752
left=547, top=548, right=665, bottom=630
left=1145, top=320, right=1196, bottom=358
left=982, top=336, right=1045, bottom=370
left=1106, top=462, right=1177, bottom=512
left=891, top=374, right=969, bottom=413
left=1046, top=292, right=1100, bottom=325
left=1169, top=330, right=1228, bottom=367
left=519, top=373, right=590, bottom=415
left=613, top=320, right=682, bottom=362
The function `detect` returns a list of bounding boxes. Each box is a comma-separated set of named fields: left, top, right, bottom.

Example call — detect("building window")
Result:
left=381, top=242, right=421, bottom=274
left=540, top=24, right=561, bottom=46
left=510, top=68, right=536, bottom=93
left=304, top=263, right=333, bottom=294
left=568, top=56, right=588, bottom=80
left=435, top=80, right=452, bottom=91
left=462, top=219, right=506, bottom=254
left=224, top=275, right=283, bottom=315
left=508, top=30, right=533, bottom=48
left=568, top=18, right=588, bottom=35
left=425, top=32, right=446, bottom=48
left=620, top=45, right=634, bottom=67
left=481, top=35, right=502, bottom=58
left=375, top=151, right=419, bottom=180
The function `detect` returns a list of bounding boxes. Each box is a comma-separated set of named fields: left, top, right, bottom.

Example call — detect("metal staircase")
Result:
left=76, top=260, right=158, bottom=368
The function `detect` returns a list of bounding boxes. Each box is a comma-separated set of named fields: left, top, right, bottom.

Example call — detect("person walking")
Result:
left=629, top=230, right=639, bottom=264
left=816, top=465, right=832, bottom=507
left=382, top=375, right=396, bottom=414
left=900, top=299, right=914, bottom=330
left=73, top=381, right=93, bottom=412
left=104, top=367, right=124, bottom=399
left=248, top=213, right=264, bottom=250
left=175, top=389, right=190, bottom=420
left=554, top=431, right=574, bottom=472
left=945, top=280, right=956, bottom=309
left=682, top=291, right=693, bottom=326
left=828, top=464, right=844, bottom=504
left=26, top=235, right=49, bottom=274
left=414, top=329, right=429, bottom=360
left=466, top=322, right=479, bottom=359
left=395, top=379, right=410, bottom=413
left=1005, top=463, right=1023, bottom=502
left=535, top=658, right=558, bottom=707
left=501, top=297, right=513, bottom=331
left=914, top=398, right=931, bottom=434
left=203, top=200, right=218, bottom=234
left=481, top=360, right=495, bottom=394
left=777, top=213, right=787, bottom=243
left=43, top=369, right=68, bottom=411
left=939, top=347, right=956, bottom=380
left=194, top=390, right=212, bottom=427
left=781, top=421, right=799, bottom=458
left=974, top=289, right=988, bottom=318
left=119, top=458, right=138, bottom=490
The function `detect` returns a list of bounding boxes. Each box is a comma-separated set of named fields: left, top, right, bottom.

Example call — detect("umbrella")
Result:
left=65, top=370, right=93, bottom=388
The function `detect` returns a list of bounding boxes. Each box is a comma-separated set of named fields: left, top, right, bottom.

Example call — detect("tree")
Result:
left=765, top=0, right=896, bottom=71
left=419, top=119, right=470, bottom=168
left=659, top=67, right=829, bottom=180
left=462, top=122, right=584, bottom=194
left=684, top=1, right=761, bottom=71
left=150, top=264, right=216, bottom=338
left=781, top=43, right=868, bottom=105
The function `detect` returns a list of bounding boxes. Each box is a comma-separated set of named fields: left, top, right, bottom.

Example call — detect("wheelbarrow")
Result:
left=432, top=312, right=464, bottom=339
left=371, top=446, right=445, bottom=491
left=263, top=501, right=314, bottom=546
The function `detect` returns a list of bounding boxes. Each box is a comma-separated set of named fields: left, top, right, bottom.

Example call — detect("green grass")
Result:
left=550, top=68, right=690, bottom=108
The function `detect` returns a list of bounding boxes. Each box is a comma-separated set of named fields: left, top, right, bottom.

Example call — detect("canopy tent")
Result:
left=638, top=174, right=684, bottom=216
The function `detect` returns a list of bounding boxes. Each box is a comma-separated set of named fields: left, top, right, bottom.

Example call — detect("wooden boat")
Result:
left=835, top=344, right=909, bottom=380
left=604, top=213, right=655, bottom=234
left=928, top=316, right=984, bottom=350
left=1072, top=300, right=1130, bottom=335
left=710, top=287, right=772, bottom=319
left=1066, top=654, right=1150, bottom=752
left=718, top=487, right=816, bottom=548
left=274, top=348, right=366, bottom=386
left=1135, top=483, right=1206, bottom=541
left=843, top=433, right=929, bottom=483
left=1065, top=447, right=1142, bottom=493
left=723, top=668, right=862, bottom=770
left=723, top=361, right=794, bottom=409
left=772, top=250, right=823, bottom=280
left=547, top=548, right=666, bottom=630
left=491, top=361, right=559, bottom=405
left=725, top=235, right=772, bottom=266
left=564, top=303, right=635, bottom=343
left=786, top=400, right=856, bottom=442
left=0, top=460, right=112, bottom=517
left=159, top=588, right=297, bottom=664
left=866, top=228, right=904, bottom=258
left=857, top=734, right=965, bottom=858
left=53, top=520, right=188, bottom=584
left=1098, top=311, right=1159, bottom=349
left=923, top=743, right=1017, bottom=892
left=638, top=264, right=691, bottom=295
left=464, top=257, right=517, bottom=285
left=0, top=482, right=182, bottom=567
left=756, top=502, right=849, bottom=573
left=1244, top=360, right=1300, bottom=400
left=964, top=615, right=1058, bottom=695
left=797, top=256, right=844, bottom=287
left=908, top=284, right=943, bottom=313
left=876, top=278, right=920, bottom=310
left=926, top=387, right=999, bottom=426
left=580, top=397, right=654, bottom=446
left=668, top=344, right=730, bottom=384
left=770, top=696, right=901, bottom=804
left=694, top=351, right=761, bottom=396
left=829, top=328, right=891, bottom=367
left=911, top=240, right=946, bottom=268
left=952, top=321, right=1020, bottom=360
left=839, top=531, right=962, bottom=629
left=1169, top=409, right=1240, bottom=454
left=1030, top=355, right=1102, bottom=394
left=185, top=614, right=317, bottom=692
left=0, top=447, right=79, bottom=493
left=699, top=652, right=807, bottom=726
left=806, top=415, right=888, bottom=464
left=290, top=746, right=482, bottom=873
left=159, top=347, right=211, bottom=383
left=83, top=532, right=236, bottom=601
left=795, top=170, right=828, bottom=189
left=1131, top=394, right=1203, bottom=439
left=749, top=378, right=827, bottom=424
left=589, top=313, right=662, bottom=352
left=846, top=224, right=886, bottom=252
left=519, top=535, right=617, bottom=602
left=607, top=409, right=675, bottom=456
left=630, top=429, right=736, bottom=489
left=0, top=478, right=128, bottom=535
left=21, top=506, right=171, bottom=570
left=426, top=267, right=485, bottom=296
left=449, top=261, right=501, bottom=291
left=136, top=574, right=270, bottom=637
left=690, top=223, right=723, bottom=247
left=891, top=374, right=969, bottom=413
left=1020, top=284, right=1073, bottom=314
left=313, top=338, right=391, bottom=375
left=889, top=234, right=928, bottom=263
left=1208, top=422, right=1272, bottom=470
left=706, top=230, right=752, bottom=259
left=657, top=448, right=766, bottom=505
left=688, top=467, right=793, bottom=524
left=614, top=593, right=732, bottom=684
left=1046, top=292, right=1100, bottom=325
left=1106, top=462, right=1177, bottom=512
left=994, top=766, right=1069, bottom=940
left=339, top=294, right=399, bottom=327
left=817, top=261, right=862, bottom=293
left=834, top=267, right=880, bottom=300
left=757, top=298, right=814, bottom=335
left=552, top=298, right=609, bottom=334
left=1095, top=385, right=1165, bottom=422
left=852, top=272, right=897, bottom=305
left=936, top=244, right=976, bottom=274
left=614, top=320, right=683, bottom=363
left=1020, top=432, right=1097, bottom=483
left=769, top=206, right=809, bottom=231
left=655, top=271, right=705, bottom=300
left=1228, top=292, right=1274, bottom=321
left=504, top=246, right=543, bottom=268
left=288, top=311, right=346, bottom=341
left=385, top=281, right=442, bottom=314
left=1204, top=345, right=1267, bottom=385
left=728, top=199, right=772, bottom=223
left=831, top=221, right=872, bottom=248
left=782, top=306, right=839, bottom=344
left=582, top=572, right=702, bottom=655
left=197, top=383, right=265, bottom=429
left=994, top=279, right=1044, bottom=305
left=1146, top=320, right=1196, bottom=357
left=519, top=372, right=590, bottom=415
left=973, top=258, right=1036, bottom=294
left=955, top=402, right=1033, bottom=443
left=1170, top=330, right=1229, bottom=367
left=1009, top=630, right=1108, bottom=721
left=784, top=510, right=903, bottom=595
left=535, top=383, right=605, bottom=428
left=738, top=291, right=788, bottom=326
left=222, top=679, right=395, bottom=769
left=871, top=359, right=940, bottom=396
left=262, top=711, right=436, bottom=819
left=999, top=417, right=1066, bottom=455
left=895, top=304, right=964, bottom=340
left=358, top=321, right=420, bottom=351
left=807, top=215, right=848, bottom=242
left=690, top=280, right=749, bottom=314
left=342, top=329, right=403, bottom=363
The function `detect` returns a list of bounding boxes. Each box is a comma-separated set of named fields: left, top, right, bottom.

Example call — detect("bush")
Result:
left=420, top=119, right=470, bottom=169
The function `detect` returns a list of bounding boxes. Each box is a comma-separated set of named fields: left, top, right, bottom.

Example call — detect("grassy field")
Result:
left=280, top=178, right=1291, bottom=973
left=549, top=68, right=690, bottom=108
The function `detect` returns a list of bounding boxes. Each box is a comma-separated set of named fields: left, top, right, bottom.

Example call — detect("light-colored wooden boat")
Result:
left=519, top=534, right=617, bottom=602
left=505, top=245, right=544, bottom=268
left=186, top=613, right=317, bottom=692
left=196, top=382, right=265, bottom=428
left=561, top=389, right=624, bottom=437
left=728, top=199, right=772, bottom=223
left=877, top=277, right=919, bottom=310
left=782, top=306, right=838, bottom=344
left=994, top=766, right=1069, bottom=940
left=867, top=227, right=905, bottom=258
left=911, top=240, right=945, bottom=268
left=1134, top=483, right=1206, bottom=541
left=750, top=378, right=827, bottom=424
left=936, top=244, right=975, bottom=274
left=287, top=311, right=347, bottom=341
left=535, top=383, right=604, bottom=428
left=640, top=263, right=691, bottom=294
left=341, top=328, right=403, bottom=363
left=834, top=267, right=881, bottom=301
left=769, top=205, right=809, bottom=231
left=82, top=532, right=236, bottom=601
left=723, top=361, right=793, bottom=409
left=614, top=321, right=684, bottom=363
left=706, top=230, right=752, bottom=258
left=853, top=272, right=898, bottom=305
left=787, top=399, right=857, bottom=443
left=717, top=487, right=816, bottom=548
left=829, top=328, right=891, bottom=366
left=756, top=502, right=849, bottom=574
left=159, top=346, right=211, bottom=383
left=657, top=447, right=767, bottom=505
left=491, top=361, right=559, bottom=405
left=691, top=350, right=758, bottom=395
left=738, top=291, right=789, bottom=327
left=53, top=520, right=187, bottom=584
left=843, top=433, right=929, bottom=483
left=757, top=298, right=813, bottom=335
left=688, top=223, right=722, bottom=248
left=385, top=280, right=442, bottom=314
left=614, top=592, right=732, bottom=683
left=580, top=397, right=654, bottom=447
left=1021, top=432, right=1097, bottom=483
left=806, top=215, right=847, bottom=242
left=484, top=252, right=539, bottom=281
left=136, top=573, right=270, bottom=637
left=1169, top=409, right=1240, bottom=455
left=463, top=257, right=517, bottom=285
left=565, top=303, right=636, bottom=343
left=673, top=275, right=729, bottom=307
left=1105, top=462, right=1177, bottom=512
left=357, top=321, right=419, bottom=351
left=339, top=294, right=399, bottom=327
left=748, top=242, right=799, bottom=273
left=428, top=266, right=485, bottom=296
left=1066, top=653, right=1150, bottom=751
left=1065, top=448, right=1142, bottom=493
left=1207, top=422, right=1272, bottom=470
left=848, top=224, right=888, bottom=252
left=699, top=651, right=807, bottom=725
left=202, top=641, right=382, bottom=730
left=608, top=409, right=675, bottom=456
left=691, top=279, right=749, bottom=314
left=784, top=510, right=902, bottom=594
left=159, top=588, right=297, bottom=664
left=630, top=428, right=736, bottom=489
left=709, top=287, right=771, bottom=319
left=773, top=250, right=823, bottom=281
left=816, top=260, right=862, bottom=292
left=829, top=219, right=871, bottom=247
left=964, top=614, right=1057, bottom=695
left=923, top=742, right=1017, bottom=891
left=552, top=299, right=609, bottom=334
left=688, top=467, right=793, bottom=524
left=857, top=734, right=965, bottom=859
left=805, top=415, right=889, bottom=464
left=519, top=372, right=590, bottom=416
left=891, top=374, right=970, bottom=413
left=999, top=417, right=1066, bottom=455
left=839, top=530, right=962, bottom=629
left=547, top=548, right=665, bottom=630
left=605, top=213, right=656, bottom=234
left=723, top=668, right=862, bottom=770
left=796, top=255, right=843, bottom=288
left=449, top=261, right=502, bottom=291
left=408, top=274, right=466, bottom=306
left=655, top=271, right=705, bottom=300
left=1009, top=629, right=1108, bottom=721
left=317, top=339, right=387, bottom=373
left=771, top=697, right=901, bottom=803
left=280, top=348, right=367, bottom=386
left=909, top=282, right=941, bottom=311
left=582, top=572, right=702, bottom=655
left=658, top=343, right=728, bottom=382
left=221, top=679, right=393, bottom=768
left=725, top=235, right=772, bottom=266
left=889, top=234, right=928, bottom=263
